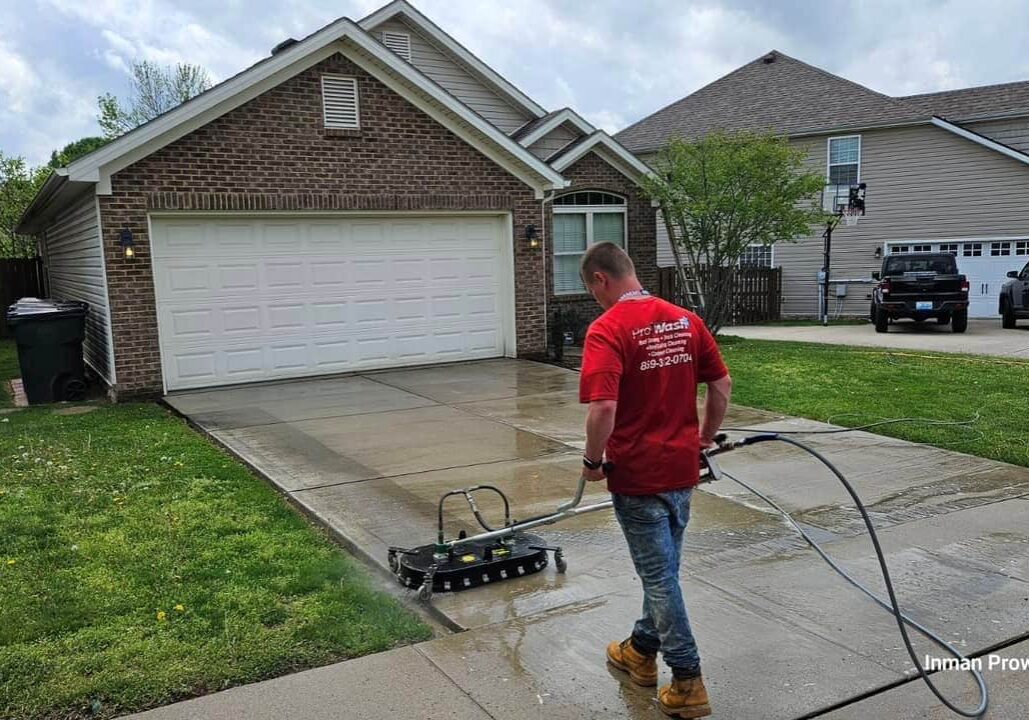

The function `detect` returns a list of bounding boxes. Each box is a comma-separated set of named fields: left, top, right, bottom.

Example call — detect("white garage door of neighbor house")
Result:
left=151, top=215, right=513, bottom=391
left=887, top=240, right=1029, bottom=318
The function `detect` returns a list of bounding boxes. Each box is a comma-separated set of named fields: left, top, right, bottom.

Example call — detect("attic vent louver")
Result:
left=381, top=31, right=412, bottom=62
left=321, top=75, right=360, bottom=129
left=271, top=38, right=298, bottom=56
left=762, top=52, right=776, bottom=64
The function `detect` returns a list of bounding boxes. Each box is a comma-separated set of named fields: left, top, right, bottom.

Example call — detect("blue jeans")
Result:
left=613, top=488, right=701, bottom=677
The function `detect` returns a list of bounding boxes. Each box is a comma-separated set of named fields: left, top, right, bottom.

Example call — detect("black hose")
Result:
left=726, top=433, right=988, bottom=717
left=723, top=413, right=980, bottom=436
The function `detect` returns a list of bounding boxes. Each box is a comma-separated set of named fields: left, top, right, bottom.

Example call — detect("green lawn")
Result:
left=718, top=336, right=1028, bottom=468
left=0, top=343, right=430, bottom=720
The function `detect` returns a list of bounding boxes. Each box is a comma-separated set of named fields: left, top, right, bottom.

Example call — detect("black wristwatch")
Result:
left=583, top=455, right=603, bottom=470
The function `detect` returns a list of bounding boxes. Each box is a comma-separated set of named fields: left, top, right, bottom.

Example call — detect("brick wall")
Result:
left=98, top=52, right=546, bottom=397
left=545, top=151, right=657, bottom=348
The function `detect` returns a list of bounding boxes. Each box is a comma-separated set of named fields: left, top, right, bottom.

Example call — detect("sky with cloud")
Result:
left=2, top=0, right=1029, bottom=166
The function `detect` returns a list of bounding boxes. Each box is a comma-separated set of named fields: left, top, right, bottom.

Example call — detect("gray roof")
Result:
left=900, top=81, right=1029, bottom=120
left=509, top=109, right=564, bottom=140
left=616, top=50, right=926, bottom=153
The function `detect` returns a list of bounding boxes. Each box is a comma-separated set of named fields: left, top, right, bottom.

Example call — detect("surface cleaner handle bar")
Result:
left=559, top=432, right=734, bottom=512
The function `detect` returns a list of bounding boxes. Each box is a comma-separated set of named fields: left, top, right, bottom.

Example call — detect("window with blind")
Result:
left=321, top=75, right=360, bottom=129
left=553, top=191, right=627, bottom=294
left=739, top=244, right=773, bottom=268
left=825, top=135, right=860, bottom=211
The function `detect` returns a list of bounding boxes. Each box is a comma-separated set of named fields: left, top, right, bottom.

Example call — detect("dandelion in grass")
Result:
left=174, top=604, right=185, bottom=612
left=157, top=610, right=167, bottom=621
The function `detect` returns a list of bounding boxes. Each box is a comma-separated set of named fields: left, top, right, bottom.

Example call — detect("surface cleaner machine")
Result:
left=386, top=427, right=991, bottom=718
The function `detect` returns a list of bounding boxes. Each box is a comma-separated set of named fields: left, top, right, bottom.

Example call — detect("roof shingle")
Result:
left=900, top=81, right=1029, bottom=120
left=616, top=50, right=926, bottom=153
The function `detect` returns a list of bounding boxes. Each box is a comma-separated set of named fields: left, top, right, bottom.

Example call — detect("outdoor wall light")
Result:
left=526, top=224, right=539, bottom=249
left=119, top=228, right=136, bottom=259
left=873, top=246, right=882, bottom=258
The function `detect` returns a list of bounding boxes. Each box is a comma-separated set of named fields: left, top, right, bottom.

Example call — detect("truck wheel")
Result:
left=952, top=310, right=968, bottom=333
left=937, top=315, right=951, bottom=326
left=874, top=307, right=889, bottom=333
left=1002, top=299, right=1016, bottom=329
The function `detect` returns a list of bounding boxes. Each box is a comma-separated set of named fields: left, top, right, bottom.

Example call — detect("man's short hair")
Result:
left=580, top=242, right=635, bottom=282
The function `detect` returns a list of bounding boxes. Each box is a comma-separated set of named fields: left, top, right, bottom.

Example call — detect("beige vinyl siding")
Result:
left=778, top=124, right=1029, bottom=316
left=41, top=193, right=114, bottom=383
left=527, top=122, right=580, bottom=160
left=372, top=19, right=532, bottom=133
left=966, top=117, right=1029, bottom=153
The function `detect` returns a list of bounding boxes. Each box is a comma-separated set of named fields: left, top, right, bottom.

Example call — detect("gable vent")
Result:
left=381, top=31, right=412, bottom=62
left=321, top=75, right=360, bottom=129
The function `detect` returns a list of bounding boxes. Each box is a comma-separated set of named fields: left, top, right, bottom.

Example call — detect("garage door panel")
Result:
left=264, top=261, right=306, bottom=290
left=153, top=215, right=509, bottom=390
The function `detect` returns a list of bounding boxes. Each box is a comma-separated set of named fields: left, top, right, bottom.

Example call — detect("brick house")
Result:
left=17, top=0, right=654, bottom=398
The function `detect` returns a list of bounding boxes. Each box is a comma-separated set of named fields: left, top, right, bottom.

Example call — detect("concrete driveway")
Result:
left=727, top=319, right=1029, bottom=357
left=164, top=359, right=1029, bottom=719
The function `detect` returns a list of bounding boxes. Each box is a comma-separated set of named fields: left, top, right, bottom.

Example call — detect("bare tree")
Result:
left=98, top=61, right=212, bottom=139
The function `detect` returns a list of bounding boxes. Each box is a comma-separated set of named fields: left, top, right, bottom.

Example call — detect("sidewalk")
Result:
left=724, top=320, right=1029, bottom=358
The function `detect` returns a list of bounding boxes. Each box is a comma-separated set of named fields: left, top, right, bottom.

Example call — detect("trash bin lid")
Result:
left=6, top=297, right=89, bottom=322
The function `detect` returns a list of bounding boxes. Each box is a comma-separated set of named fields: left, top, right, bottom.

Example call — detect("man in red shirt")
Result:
left=578, top=242, right=731, bottom=719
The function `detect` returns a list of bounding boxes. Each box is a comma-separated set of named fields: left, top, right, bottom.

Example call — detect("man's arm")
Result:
left=584, top=399, right=618, bottom=463
left=699, top=375, right=732, bottom=447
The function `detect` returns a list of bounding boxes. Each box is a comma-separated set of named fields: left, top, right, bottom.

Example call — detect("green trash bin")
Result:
left=6, top=298, right=89, bottom=404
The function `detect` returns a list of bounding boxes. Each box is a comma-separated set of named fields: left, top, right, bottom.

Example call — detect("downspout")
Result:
left=541, top=189, right=554, bottom=356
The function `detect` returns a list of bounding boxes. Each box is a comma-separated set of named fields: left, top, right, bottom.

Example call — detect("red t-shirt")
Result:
left=579, top=296, right=728, bottom=495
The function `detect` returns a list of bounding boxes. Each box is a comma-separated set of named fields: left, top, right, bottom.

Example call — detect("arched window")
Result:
left=553, top=191, right=627, bottom=294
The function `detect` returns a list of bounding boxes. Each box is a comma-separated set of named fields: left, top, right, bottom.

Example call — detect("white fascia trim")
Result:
left=550, top=131, right=655, bottom=179
left=518, top=108, right=595, bottom=148
left=931, top=116, right=1029, bottom=166
left=66, top=17, right=565, bottom=194
left=359, top=0, right=546, bottom=119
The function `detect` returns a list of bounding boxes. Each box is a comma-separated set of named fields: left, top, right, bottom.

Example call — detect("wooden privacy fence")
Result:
left=0, top=258, right=46, bottom=337
left=657, top=265, right=782, bottom=324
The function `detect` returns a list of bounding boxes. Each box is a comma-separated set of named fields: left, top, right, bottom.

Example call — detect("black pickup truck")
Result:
left=870, top=253, right=970, bottom=333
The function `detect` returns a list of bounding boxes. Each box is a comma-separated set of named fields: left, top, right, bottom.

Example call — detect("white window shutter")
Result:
left=381, top=31, right=412, bottom=62
left=321, top=75, right=359, bottom=129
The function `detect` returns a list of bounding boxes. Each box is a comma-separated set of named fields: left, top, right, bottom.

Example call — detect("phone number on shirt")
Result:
left=640, top=353, right=693, bottom=371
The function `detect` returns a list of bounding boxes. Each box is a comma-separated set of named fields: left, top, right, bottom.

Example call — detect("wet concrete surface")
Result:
left=820, top=638, right=1029, bottom=719
left=164, top=358, right=1029, bottom=719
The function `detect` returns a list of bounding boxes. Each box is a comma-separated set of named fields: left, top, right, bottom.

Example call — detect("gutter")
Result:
left=14, top=169, right=69, bottom=235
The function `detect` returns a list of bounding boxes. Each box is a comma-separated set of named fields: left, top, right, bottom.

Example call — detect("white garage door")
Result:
left=886, top=240, right=1029, bottom=317
left=151, top=214, right=513, bottom=391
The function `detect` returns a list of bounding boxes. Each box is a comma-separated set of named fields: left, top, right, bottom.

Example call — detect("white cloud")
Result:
left=0, top=40, right=39, bottom=114
left=3, top=0, right=1029, bottom=167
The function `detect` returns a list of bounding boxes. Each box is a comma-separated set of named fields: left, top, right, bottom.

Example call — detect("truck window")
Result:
left=883, top=255, right=957, bottom=275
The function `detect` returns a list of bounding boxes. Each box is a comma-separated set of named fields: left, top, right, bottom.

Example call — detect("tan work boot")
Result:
left=658, top=675, right=711, bottom=718
left=606, top=638, right=658, bottom=686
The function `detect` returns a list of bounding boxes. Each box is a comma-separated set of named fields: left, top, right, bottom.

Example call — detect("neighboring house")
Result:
left=616, top=50, right=1029, bottom=319
left=17, top=0, right=654, bottom=398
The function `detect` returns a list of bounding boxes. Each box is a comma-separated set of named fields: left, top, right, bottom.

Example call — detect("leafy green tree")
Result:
left=0, top=152, right=50, bottom=257
left=642, top=132, right=826, bottom=333
left=49, top=136, right=109, bottom=168
left=99, top=61, right=211, bottom=139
